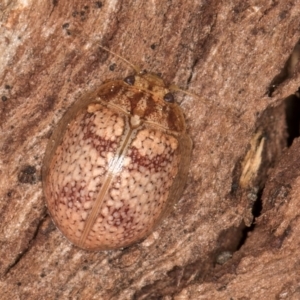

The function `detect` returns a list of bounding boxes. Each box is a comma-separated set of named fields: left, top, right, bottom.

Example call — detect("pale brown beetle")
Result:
left=42, top=47, right=192, bottom=250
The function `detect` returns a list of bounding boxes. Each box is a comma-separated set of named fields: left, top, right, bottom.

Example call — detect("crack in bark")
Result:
left=3, top=213, right=47, bottom=277
left=267, top=38, right=300, bottom=96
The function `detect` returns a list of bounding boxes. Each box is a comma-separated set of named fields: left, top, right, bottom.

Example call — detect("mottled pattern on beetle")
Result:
left=84, top=127, right=179, bottom=249
left=47, top=102, right=180, bottom=249
left=47, top=105, right=126, bottom=244
left=97, top=82, right=185, bottom=133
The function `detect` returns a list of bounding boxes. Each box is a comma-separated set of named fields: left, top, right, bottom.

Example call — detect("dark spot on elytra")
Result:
left=79, top=112, right=120, bottom=156
left=129, top=146, right=173, bottom=173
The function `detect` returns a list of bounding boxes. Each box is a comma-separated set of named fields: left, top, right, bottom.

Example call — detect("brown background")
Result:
left=1, top=0, right=300, bottom=299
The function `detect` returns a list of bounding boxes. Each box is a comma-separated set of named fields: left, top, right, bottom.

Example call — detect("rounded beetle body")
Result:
left=42, top=72, right=192, bottom=250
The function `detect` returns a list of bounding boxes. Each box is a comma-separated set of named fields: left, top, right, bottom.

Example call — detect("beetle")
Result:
left=42, top=47, right=192, bottom=250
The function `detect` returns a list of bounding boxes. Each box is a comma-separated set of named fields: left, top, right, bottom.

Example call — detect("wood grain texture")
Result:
left=1, top=0, right=300, bottom=299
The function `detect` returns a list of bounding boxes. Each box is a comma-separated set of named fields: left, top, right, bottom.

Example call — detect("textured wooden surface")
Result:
left=1, top=1, right=300, bottom=299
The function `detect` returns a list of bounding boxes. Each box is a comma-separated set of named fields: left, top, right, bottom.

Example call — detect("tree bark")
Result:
left=1, top=0, right=300, bottom=299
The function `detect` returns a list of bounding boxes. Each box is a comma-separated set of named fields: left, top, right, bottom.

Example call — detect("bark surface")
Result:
left=1, top=1, right=300, bottom=299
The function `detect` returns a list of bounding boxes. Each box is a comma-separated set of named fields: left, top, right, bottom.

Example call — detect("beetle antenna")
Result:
left=169, top=84, right=211, bottom=106
left=99, top=45, right=141, bottom=74
left=169, top=84, right=240, bottom=117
